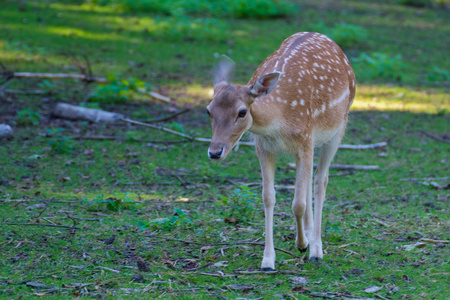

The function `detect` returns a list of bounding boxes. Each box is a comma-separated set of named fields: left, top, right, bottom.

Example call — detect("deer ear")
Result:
left=213, top=55, right=236, bottom=88
left=248, top=72, right=280, bottom=98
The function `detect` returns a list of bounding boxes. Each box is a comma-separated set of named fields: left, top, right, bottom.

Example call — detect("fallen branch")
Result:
left=420, top=130, right=449, bottom=144
left=12, top=72, right=108, bottom=83
left=400, top=176, right=450, bottom=182
left=338, top=142, right=387, bottom=150
left=5, top=223, right=81, bottom=230
left=53, top=103, right=124, bottom=123
left=420, top=238, right=449, bottom=244
left=144, top=108, right=190, bottom=123
left=288, top=163, right=380, bottom=171
left=2, top=70, right=172, bottom=104
left=151, top=237, right=302, bottom=259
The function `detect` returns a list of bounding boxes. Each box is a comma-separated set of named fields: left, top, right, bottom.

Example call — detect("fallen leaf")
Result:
left=227, top=284, right=254, bottom=292
left=292, top=286, right=309, bottom=293
left=224, top=218, right=237, bottom=224
left=137, top=258, right=149, bottom=272
left=290, top=276, right=308, bottom=285
left=200, top=246, right=212, bottom=252
left=364, top=285, right=382, bottom=293
left=213, top=261, right=228, bottom=268
left=26, top=203, right=46, bottom=210
left=26, top=281, right=55, bottom=289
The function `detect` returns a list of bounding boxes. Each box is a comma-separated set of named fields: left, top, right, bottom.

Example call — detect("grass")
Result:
left=0, top=0, right=449, bottom=299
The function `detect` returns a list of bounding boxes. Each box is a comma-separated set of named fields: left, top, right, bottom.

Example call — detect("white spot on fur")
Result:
left=300, top=99, right=305, bottom=105
left=291, top=100, right=298, bottom=107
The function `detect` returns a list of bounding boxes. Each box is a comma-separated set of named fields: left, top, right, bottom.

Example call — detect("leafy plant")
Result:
left=308, top=23, right=368, bottom=48
left=353, top=52, right=407, bottom=81
left=85, top=193, right=141, bottom=212
left=148, top=16, right=228, bottom=42
left=329, top=24, right=368, bottom=49
left=221, top=186, right=260, bottom=223
left=37, top=80, right=55, bottom=93
left=16, top=109, right=41, bottom=126
left=90, top=74, right=151, bottom=103
left=139, top=208, right=193, bottom=231
left=426, top=67, right=449, bottom=82
left=87, top=0, right=298, bottom=19
left=397, top=0, right=432, bottom=7
left=47, top=129, right=74, bottom=154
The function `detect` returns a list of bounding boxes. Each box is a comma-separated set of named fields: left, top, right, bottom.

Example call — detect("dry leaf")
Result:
left=364, top=285, right=382, bottom=293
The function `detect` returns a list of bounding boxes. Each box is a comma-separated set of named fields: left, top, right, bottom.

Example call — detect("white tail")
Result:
left=207, top=32, right=355, bottom=270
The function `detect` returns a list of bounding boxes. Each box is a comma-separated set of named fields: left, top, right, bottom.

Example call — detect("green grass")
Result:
left=0, top=0, right=449, bottom=298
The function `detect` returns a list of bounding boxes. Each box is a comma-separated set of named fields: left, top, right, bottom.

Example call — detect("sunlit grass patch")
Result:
left=354, top=85, right=450, bottom=113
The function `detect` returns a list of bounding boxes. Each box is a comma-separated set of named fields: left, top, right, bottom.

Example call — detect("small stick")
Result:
left=5, top=223, right=82, bottom=230
left=288, top=163, right=380, bottom=171
left=152, top=237, right=302, bottom=259
left=120, top=118, right=194, bottom=141
left=420, top=238, right=449, bottom=244
left=338, top=142, right=387, bottom=150
left=419, top=130, right=449, bottom=144
left=5, top=89, right=46, bottom=95
left=400, top=177, right=450, bottom=182
left=144, top=109, right=190, bottom=123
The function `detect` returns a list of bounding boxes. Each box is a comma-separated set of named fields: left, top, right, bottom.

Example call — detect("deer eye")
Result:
left=238, top=109, right=247, bottom=118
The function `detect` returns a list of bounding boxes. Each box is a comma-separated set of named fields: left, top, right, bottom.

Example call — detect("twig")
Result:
left=67, top=215, right=102, bottom=222
left=121, top=118, right=388, bottom=151
left=288, top=163, right=380, bottom=171
left=144, top=109, right=190, bottom=123
left=5, top=89, right=46, bottom=95
left=71, top=135, right=120, bottom=141
left=2, top=69, right=172, bottom=104
left=400, top=177, right=450, bottom=182
left=66, top=215, right=78, bottom=228
left=36, top=204, right=48, bottom=220
left=5, top=223, right=82, bottom=230
left=11, top=72, right=108, bottom=83
left=419, top=130, right=449, bottom=144
left=420, top=238, right=449, bottom=244
left=338, top=142, right=387, bottom=150
left=150, top=237, right=302, bottom=259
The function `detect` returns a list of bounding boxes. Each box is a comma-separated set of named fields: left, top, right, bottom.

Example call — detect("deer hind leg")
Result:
left=292, top=145, right=314, bottom=252
left=304, top=167, right=314, bottom=243
left=310, top=127, right=345, bottom=261
left=256, top=146, right=277, bottom=271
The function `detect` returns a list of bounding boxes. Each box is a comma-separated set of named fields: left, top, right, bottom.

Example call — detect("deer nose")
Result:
left=208, top=149, right=223, bottom=159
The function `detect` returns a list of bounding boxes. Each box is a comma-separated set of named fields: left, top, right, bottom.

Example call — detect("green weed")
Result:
left=47, top=129, right=74, bottom=154
left=353, top=52, right=407, bottom=81
left=329, top=24, right=369, bottom=49
left=90, top=74, right=151, bottom=103
left=426, top=67, right=449, bottom=82
left=139, top=208, right=193, bottom=231
left=85, top=193, right=141, bottom=212
left=16, top=109, right=41, bottom=126
left=87, top=0, right=298, bottom=19
left=220, top=186, right=260, bottom=223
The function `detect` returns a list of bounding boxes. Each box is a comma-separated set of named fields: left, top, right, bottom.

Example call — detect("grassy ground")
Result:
left=0, top=0, right=449, bottom=299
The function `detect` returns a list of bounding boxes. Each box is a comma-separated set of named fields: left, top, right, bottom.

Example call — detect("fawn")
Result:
left=206, top=32, right=355, bottom=270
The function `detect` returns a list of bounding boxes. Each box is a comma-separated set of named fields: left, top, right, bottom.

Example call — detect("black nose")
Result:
left=209, top=149, right=223, bottom=159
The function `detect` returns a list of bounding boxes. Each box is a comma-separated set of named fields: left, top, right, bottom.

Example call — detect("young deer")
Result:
left=206, top=32, right=355, bottom=270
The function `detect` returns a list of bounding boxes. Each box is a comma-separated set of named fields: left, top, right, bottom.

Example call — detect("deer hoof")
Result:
left=261, top=267, right=275, bottom=272
left=298, top=244, right=309, bottom=253
left=309, top=256, right=322, bottom=263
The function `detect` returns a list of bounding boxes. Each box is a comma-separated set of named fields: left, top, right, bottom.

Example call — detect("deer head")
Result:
left=206, top=56, right=280, bottom=160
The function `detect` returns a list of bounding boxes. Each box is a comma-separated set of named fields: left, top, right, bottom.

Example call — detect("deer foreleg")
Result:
left=256, top=146, right=276, bottom=271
